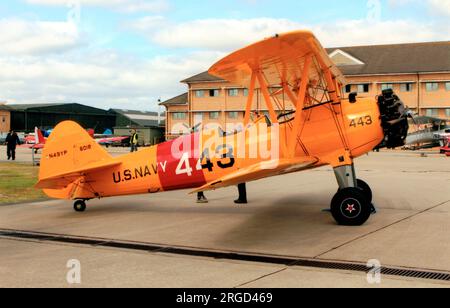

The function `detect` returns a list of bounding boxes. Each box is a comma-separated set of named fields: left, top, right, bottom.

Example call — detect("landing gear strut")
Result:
left=337, top=179, right=373, bottom=203
left=331, top=165, right=373, bottom=226
left=74, top=200, right=87, bottom=212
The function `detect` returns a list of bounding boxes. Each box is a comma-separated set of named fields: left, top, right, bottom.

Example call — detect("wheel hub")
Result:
left=340, top=198, right=361, bottom=219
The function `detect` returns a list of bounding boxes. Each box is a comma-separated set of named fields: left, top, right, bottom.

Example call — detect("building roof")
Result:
left=159, top=93, right=188, bottom=106
left=0, top=104, right=11, bottom=111
left=326, top=41, right=450, bottom=76
left=111, top=109, right=165, bottom=127
left=7, top=103, right=68, bottom=111
left=181, top=41, right=450, bottom=83
left=181, top=71, right=224, bottom=83
left=7, top=103, right=112, bottom=115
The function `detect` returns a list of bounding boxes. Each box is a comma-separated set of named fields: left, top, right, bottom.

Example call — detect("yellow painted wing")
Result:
left=208, top=30, right=345, bottom=88
left=191, top=157, right=318, bottom=193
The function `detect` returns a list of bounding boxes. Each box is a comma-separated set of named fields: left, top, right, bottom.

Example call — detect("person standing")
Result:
left=6, top=130, right=21, bottom=161
left=197, top=191, right=208, bottom=203
left=130, top=129, right=139, bottom=153
left=234, top=183, right=248, bottom=204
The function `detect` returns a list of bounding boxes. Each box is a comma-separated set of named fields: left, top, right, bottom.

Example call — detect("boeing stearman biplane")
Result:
left=36, top=31, right=410, bottom=226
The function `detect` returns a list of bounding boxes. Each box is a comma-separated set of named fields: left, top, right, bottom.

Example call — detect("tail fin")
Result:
left=35, top=127, right=46, bottom=144
left=37, top=121, right=118, bottom=199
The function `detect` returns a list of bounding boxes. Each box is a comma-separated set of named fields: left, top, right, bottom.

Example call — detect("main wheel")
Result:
left=74, top=200, right=86, bottom=212
left=337, top=179, right=373, bottom=203
left=331, top=187, right=371, bottom=226
left=356, top=179, right=372, bottom=203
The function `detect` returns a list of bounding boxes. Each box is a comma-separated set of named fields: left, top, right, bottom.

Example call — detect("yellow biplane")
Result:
left=36, top=31, right=410, bottom=225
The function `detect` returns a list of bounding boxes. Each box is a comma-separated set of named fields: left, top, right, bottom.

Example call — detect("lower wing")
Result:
left=192, top=157, right=318, bottom=193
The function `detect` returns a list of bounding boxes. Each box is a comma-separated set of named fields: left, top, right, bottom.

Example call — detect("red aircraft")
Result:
left=20, top=127, right=46, bottom=151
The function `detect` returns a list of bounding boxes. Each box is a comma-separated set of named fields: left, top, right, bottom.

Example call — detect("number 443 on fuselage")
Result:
left=35, top=31, right=410, bottom=226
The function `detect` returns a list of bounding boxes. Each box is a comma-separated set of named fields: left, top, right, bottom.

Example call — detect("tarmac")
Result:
left=0, top=146, right=449, bottom=288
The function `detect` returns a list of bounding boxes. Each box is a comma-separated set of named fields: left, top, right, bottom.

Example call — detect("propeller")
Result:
left=386, top=106, right=415, bottom=126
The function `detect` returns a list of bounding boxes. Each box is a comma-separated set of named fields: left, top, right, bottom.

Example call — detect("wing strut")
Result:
left=255, top=70, right=279, bottom=124
left=243, top=72, right=257, bottom=126
left=287, top=54, right=313, bottom=157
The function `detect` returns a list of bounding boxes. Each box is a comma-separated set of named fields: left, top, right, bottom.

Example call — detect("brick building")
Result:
left=0, top=103, right=11, bottom=133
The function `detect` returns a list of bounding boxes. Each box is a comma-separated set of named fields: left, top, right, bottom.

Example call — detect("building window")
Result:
left=446, top=109, right=450, bottom=118
left=425, top=109, right=439, bottom=117
left=209, top=89, right=220, bottom=97
left=400, top=83, right=413, bottom=92
left=228, top=112, right=239, bottom=119
left=426, top=82, right=439, bottom=92
left=194, top=113, right=203, bottom=125
left=357, top=84, right=369, bottom=93
left=194, top=90, right=205, bottom=98
left=172, top=112, right=186, bottom=120
left=243, top=88, right=249, bottom=96
left=344, top=85, right=352, bottom=93
left=381, top=84, right=393, bottom=91
left=209, top=112, right=220, bottom=120
left=446, top=82, right=450, bottom=91
left=228, top=89, right=239, bottom=97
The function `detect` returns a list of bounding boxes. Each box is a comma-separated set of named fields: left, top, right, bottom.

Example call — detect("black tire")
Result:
left=74, top=200, right=86, bottom=212
left=356, top=179, right=372, bottom=203
left=331, top=187, right=371, bottom=226
left=337, top=179, right=373, bottom=203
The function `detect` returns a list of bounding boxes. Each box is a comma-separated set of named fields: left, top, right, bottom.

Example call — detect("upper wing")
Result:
left=191, top=157, right=318, bottom=193
left=208, top=30, right=345, bottom=89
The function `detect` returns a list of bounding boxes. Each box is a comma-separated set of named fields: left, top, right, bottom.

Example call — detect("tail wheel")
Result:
left=74, top=200, right=87, bottom=212
left=331, top=188, right=371, bottom=226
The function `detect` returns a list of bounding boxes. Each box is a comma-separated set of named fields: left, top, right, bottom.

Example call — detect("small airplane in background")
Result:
left=35, top=31, right=411, bottom=226
left=20, top=127, right=46, bottom=152
left=405, top=116, right=449, bottom=149
left=96, top=136, right=130, bottom=147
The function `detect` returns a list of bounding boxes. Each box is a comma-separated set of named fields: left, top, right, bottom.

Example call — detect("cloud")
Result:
left=427, top=0, right=450, bottom=16
left=0, top=50, right=223, bottom=110
left=313, top=19, right=449, bottom=47
left=389, top=0, right=450, bottom=17
left=25, top=0, right=169, bottom=13
left=126, top=17, right=303, bottom=51
left=0, top=18, right=82, bottom=55
left=127, top=17, right=450, bottom=50
left=5, top=2, right=448, bottom=110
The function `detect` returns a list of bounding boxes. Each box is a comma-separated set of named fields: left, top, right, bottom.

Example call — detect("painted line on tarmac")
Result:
left=1, top=228, right=449, bottom=283
left=314, top=199, right=450, bottom=259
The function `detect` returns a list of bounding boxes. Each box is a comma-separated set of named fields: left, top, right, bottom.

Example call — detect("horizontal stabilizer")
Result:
left=35, top=160, right=121, bottom=190
left=192, top=157, right=317, bottom=193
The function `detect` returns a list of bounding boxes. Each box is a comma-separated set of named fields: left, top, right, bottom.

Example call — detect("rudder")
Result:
left=38, top=121, right=113, bottom=198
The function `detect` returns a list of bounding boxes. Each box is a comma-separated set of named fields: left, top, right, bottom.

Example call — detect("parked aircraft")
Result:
left=405, top=116, right=449, bottom=149
left=20, top=127, right=46, bottom=152
left=35, top=31, right=411, bottom=226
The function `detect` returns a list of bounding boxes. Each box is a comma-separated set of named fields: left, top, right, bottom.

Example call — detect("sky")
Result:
left=0, top=0, right=449, bottom=111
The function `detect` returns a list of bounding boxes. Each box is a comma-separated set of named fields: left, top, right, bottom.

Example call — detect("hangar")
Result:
left=110, top=109, right=165, bottom=146
left=8, top=103, right=116, bottom=134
